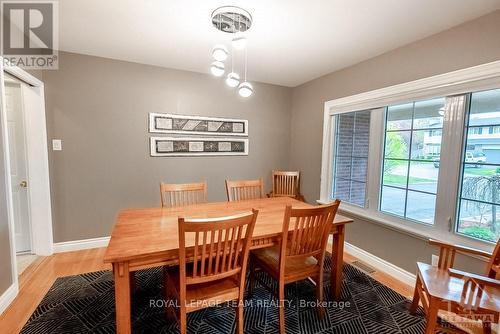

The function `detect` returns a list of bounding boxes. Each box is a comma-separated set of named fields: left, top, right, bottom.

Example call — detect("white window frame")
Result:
left=320, top=60, right=500, bottom=252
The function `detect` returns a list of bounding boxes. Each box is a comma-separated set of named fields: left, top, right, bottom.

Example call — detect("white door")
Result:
left=5, top=82, right=31, bottom=253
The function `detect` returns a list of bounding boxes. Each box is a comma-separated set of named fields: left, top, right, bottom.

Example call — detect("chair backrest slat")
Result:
left=178, top=210, right=258, bottom=287
left=193, top=232, right=199, bottom=277
left=160, top=181, right=208, bottom=208
left=460, top=278, right=483, bottom=312
left=279, top=201, right=340, bottom=269
left=225, top=179, right=264, bottom=202
left=271, top=171, right=300, bottom=198
left=200, top=231, right=207, bottom=277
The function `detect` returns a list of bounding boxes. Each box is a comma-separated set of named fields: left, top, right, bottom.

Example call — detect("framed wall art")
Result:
left=150, top=136, right=249, bottom=156
left=149, top=113, right=248, bottom=136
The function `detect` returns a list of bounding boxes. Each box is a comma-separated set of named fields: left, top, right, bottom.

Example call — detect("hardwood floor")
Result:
left=16, top=254, right=38, bottom=276
left=0, top=248, right=110, bottom=334
left=343, top=252, right=415, bottom=299
left=0, top=247, right=490, bottom=334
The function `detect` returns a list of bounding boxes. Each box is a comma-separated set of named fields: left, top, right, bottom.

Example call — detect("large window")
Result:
left=331, top=110, right=370, bottom=207
left=322, top=64, right=500, bottom=248
left=380, top=98, right=445, bottom=224
left=457, top=89, right=500, bottom=242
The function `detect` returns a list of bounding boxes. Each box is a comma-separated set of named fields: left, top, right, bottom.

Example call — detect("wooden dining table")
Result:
left=104, top=197, right=353, bottom=334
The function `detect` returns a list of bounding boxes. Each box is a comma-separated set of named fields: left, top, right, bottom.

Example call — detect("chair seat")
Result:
left=166, top=267, right=240, bottom=313
left=416, top=262, right=500, bottom=314
left=251, top=245, right=320, bottom=283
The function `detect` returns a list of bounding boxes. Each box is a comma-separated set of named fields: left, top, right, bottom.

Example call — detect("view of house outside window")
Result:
left=380, top=98, right=445, bottom=224
left=457, top=89, right=500, bottom=242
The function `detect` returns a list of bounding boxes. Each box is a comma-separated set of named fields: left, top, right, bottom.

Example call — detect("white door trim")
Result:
left=0, top=61, right=53, bottom=314
left=0, top=62, right=19, bottom=315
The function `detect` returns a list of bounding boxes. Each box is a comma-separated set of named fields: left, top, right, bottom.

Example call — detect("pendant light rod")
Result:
left=231, top=43, right=234, bottom=72
left=244, top=46, right=247, bottom=81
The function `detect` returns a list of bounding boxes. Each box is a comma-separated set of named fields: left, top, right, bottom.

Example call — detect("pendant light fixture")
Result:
left=226, top=72, right=240, bottom=87
left=238, top=46, right=253, bottom=97
left=232, top=33, right=247, bottom=50
left=212, top=44, right=228, bottom=61
left=238, top=81, right=253, bottom=98
left=210, top=6, right=254, bottom=97
left=210, top=61, right=225, bottom=76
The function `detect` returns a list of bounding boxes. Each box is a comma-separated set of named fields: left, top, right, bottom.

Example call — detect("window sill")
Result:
left=317, top=199, right=495, bottom=256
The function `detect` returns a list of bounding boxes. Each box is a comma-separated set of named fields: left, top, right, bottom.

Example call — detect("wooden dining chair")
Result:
left=164, top=210, right=258, bottom=334
left=268, top=170, right=304, bottom=201
left=160, top=181, right=207, bottom=208
left=249, top=200, right=341, bottom=334
left=410, top=238, right=500, bottom=333
left=225, top=178, right=264, bottom=202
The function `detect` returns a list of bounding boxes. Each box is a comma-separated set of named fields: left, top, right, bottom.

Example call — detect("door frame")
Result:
left=0, top=61, right=53, bottom=291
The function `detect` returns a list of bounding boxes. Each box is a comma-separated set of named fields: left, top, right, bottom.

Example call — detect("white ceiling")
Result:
left=59, top=0, right=500, bottom=87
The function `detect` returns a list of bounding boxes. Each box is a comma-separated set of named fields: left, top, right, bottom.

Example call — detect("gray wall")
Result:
left=43, top=52, right=292, bottom=243
left=290, top=10, right=500, bottom=273
left=0, top=88, right=13, bottom=295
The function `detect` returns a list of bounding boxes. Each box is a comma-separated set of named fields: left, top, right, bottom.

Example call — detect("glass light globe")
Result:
left=238, top=81, right=253, bottom=97
left=225, top=72, right=240, bottom=88
left=212, top=44, right=228, bottom=61
left=210, top=61, right=225, bottom=77
left=232, top=36, right=247, bottom=50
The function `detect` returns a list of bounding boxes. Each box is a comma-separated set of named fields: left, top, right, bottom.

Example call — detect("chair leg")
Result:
left=278, top=281, right=286, bottom=334
left=236, top=301, right=244, bottom=334
left=248, top=260, right=255, bottom=298
left=163, top=269, right=174, bottom=321
left=482, top=321, right=492, bottom=334
left=424, top=298, right=439, bottom=334
left=315, top=275, right=325, bottom=319
left=410, top=275, right=421, bottom=314
left=179, top=307, right=187, bottom=334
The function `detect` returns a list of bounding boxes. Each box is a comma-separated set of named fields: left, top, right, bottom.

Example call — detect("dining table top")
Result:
left=104, top=197, right=353, bottom=264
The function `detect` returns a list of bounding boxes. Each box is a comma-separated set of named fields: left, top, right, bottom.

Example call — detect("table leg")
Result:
left=425, top=298, right=439, bottom=334
left=331, top=225, right=345, bottom=300
left=113, top=262, right=131, bottom=334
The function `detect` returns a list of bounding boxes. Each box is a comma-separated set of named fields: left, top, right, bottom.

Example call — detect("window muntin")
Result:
left=380, top=98, right=445, bottom=224
left=331, top=110, right=370, bottom=207
left=457, top=89, right=500, bottom=242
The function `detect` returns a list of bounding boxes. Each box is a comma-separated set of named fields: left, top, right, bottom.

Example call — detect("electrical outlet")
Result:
left=431, top=254, right=439, bottom=267
left=52, top=139, right=62, bottom=151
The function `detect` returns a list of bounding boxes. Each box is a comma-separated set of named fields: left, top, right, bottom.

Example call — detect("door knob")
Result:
left=20, top=180, right=27, bottom=188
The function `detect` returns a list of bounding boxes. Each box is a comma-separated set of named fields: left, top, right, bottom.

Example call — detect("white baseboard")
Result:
left=0, top=283, right=18, bottom=316
left=53, top=236, right=110, bottom=253
left=344, top=242, right=416, bottom=287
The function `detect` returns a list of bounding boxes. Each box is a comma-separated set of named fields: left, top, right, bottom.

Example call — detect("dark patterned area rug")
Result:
left=21, top=256, right=439, bottom=334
